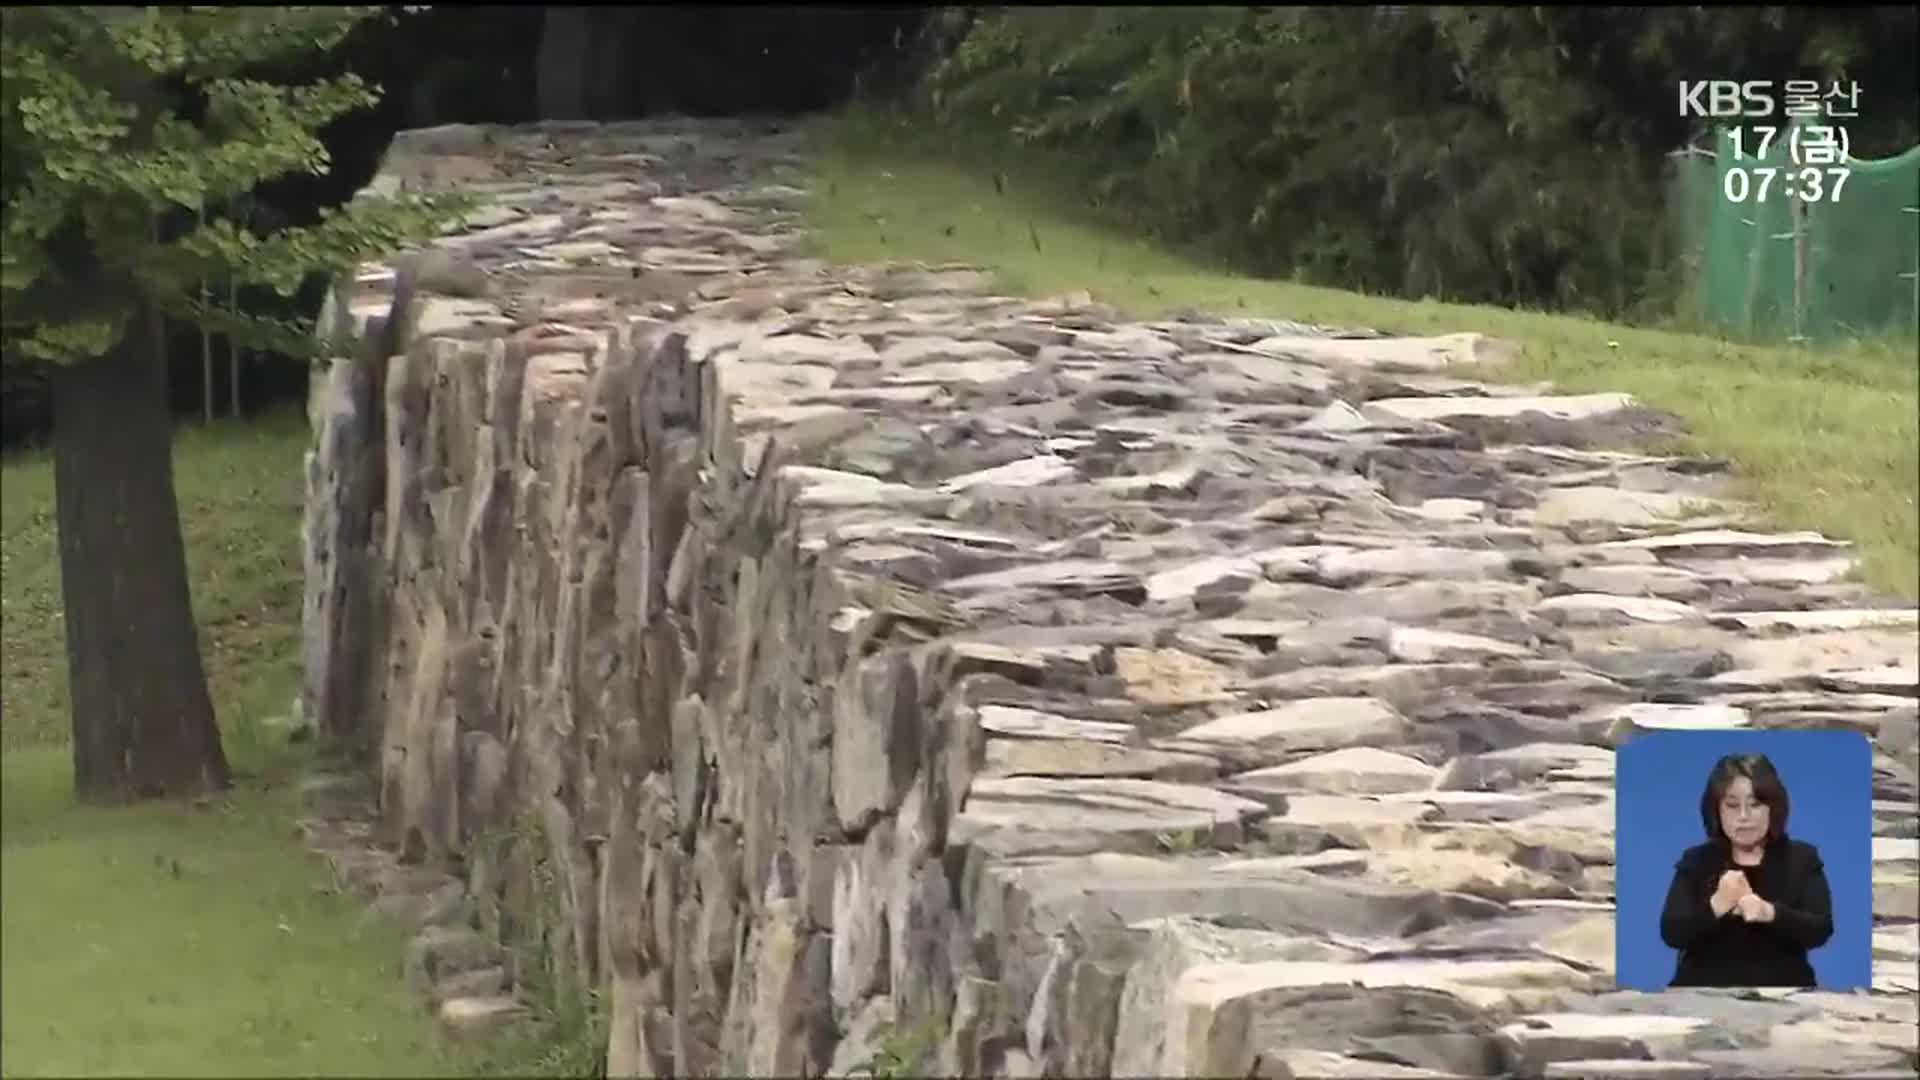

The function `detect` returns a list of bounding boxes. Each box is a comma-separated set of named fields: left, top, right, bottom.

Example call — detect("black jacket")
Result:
left=1659, top=837, right=1834, bottom=988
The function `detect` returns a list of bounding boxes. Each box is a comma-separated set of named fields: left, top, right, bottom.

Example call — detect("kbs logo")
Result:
left=1679, top=80, right=1774, bottom=118
left=1679, top=79, right=1862, bottom=120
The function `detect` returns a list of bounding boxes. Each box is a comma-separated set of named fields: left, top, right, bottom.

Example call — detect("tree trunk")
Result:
left=53, top=303, right=230, bottom=802
left=535, top=6, right=594, bottom=120
left=201, top=285, right=215, bottom=424
left=229, top=277, right=242, bottom=419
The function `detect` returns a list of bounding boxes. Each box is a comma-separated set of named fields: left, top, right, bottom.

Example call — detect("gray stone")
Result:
left=1533, top=487, right=1720, bottom=527
left=1388, top=626, right=1534, bottom=663
left=982, top=739, right=1221, bottom=781
left=1686, top=1043, right=1914, bottom=1078
left=1710, top=609, right=1918, bottom=633
left=1255, top=794, right=1443, bottom=850
left=1557, top=565, right=1713, bottom=602
left=300, top=119, right=1907, bottom=1079
left=1434, top=742, right=1615, bottom=787
left=880, top=335, right=1019, bottom=367
left=1593, top=703, right=1749, bottom=745
left=941, top=559, right=1140, bottom=598
left=1148, top=555, right=1264, bottom=603
left=1538, top=594, right=1704, bottom=627
left=1315, top=546, right=1514, bottom=585
left=1173, top=698, right=1410, bottom=764
left=938, top=454, right=1077, bottom=493
left=1108, top=918, right=1371, bottom=1077
left=1232, top=747, right=1439, bottom=795
left=1496, top=1013, right=1712, bottom=1079
left=1542, top=1063, right=1710, bottom=1080
left=826, top=997, right=897, bottom=1078
left=1122, top=955, right=1594, bottom=1076
left=1575, top=648, right=1729, bottom=685
left=405, top=927, right=503, bottom=997
left=1676, top=556, right=1856, bottom=586
left=831, top=824, right=892, bottom=1016
left=432, top=966, right=509, bottom=1004
left=1593, top=528, right=1850, bottom=561
left=439, top=995, right=527, bottom=1032
left=832, top=652, right=917, bottom=833
left=953, top=778, right=1269, bottom=856
left=1820, top=665, right=1918, bottom=696
left=1242, top=333, right=1513, bottom=372
left=977, top=704, right=1138, bottom=743
left=1367, top=392, right=1635, bottom=424
left=1260, top=1049, right=1473, bottom=1077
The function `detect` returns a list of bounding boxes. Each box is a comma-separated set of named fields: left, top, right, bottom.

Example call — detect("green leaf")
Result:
left=3, top=6, right=445, bottom=365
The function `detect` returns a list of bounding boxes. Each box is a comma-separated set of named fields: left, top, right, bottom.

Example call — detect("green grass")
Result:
left=1, top=744, right=459, bottom=1077
left=1, top=408, right=311, bottom=752
left=0, top=407, right=588, bottom=1077
left=798, top=109, right=1919, bottom=600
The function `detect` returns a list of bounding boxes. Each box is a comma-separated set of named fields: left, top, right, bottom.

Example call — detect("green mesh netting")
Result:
left=1672, top=122, right=1920, bottom=343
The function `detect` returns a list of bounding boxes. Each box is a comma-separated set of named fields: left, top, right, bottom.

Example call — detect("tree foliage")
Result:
left=0, top=6, right=468, bottom=366
left=915, top=6, right=1919, bottom=319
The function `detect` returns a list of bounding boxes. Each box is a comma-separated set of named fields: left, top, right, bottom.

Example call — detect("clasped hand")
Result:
left=1712, top=869, right=1775, bottom=923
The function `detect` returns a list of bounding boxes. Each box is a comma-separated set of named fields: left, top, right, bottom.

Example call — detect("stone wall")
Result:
left=302, top=119, right=1920, bottom=1078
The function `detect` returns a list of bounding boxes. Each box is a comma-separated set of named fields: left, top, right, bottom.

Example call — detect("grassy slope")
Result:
left=797, top=112, right=1919, bottom=600
left=1, top=409, right=310, bottom=751
left=1, top=746, right=460, bottom=1077
left=0, top=408, right=569, bottom=1077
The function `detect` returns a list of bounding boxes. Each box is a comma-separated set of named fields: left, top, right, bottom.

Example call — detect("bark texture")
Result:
left=54, top=307, right=230, bottom=801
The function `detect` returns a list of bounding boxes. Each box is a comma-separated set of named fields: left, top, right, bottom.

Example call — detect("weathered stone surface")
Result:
left=301, top=119, right=1920, bottom=1080
left=1113, top=647, right=1237, bottom=706
left=982, top=738, right=1221, bottom=781
left=1496, top=1013, right=1712, bottom=1078
left=1316, top=546, right=1515, bottom=586
left=1388, top=626, right=1534, bottom=663
left=1594, top=702, right=1751, bottom=744
left=1173, top=698, right=1410, bottom=764
left=1254, top=793, right=1446, bottom=852
left=439, top=995, right=527, bottom=1032
left=1368, top=392, right=1635, bottom=424
left=1232, top=747, right=1439, bottom=795
left=953, top=777, right=1269, bottom=856
left=1538, top=594, right=1704, bottom=627
left=1542, top=1062, right=1710, bottom=1080
left=1557, top=565, right=1713, bottom=603
left=1259, top=1048, right=1472, bottom=1078
left=405, top=927, right=504, bottom=997
left=1532, top=487, right=1721, bottom=528
left=1124, top=955, right=1595, bottom=1076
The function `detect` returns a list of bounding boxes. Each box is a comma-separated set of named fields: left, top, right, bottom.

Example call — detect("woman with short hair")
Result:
left=1658, top=752, right=1835, bottom=988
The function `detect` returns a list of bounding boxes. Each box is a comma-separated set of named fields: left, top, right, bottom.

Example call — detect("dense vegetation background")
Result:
left=906, top=6, right=1919, bottom=321
left=4, top=5, right=1913, bottom=448
left=0, top=5, right=928, bottom=447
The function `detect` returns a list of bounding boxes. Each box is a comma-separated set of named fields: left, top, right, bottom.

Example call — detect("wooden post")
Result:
left=1790, top=119, right=1810, bottom=343
left=1792, top=187, right=1809, bottom=343
left=1906, top=205, right=1920, bottom=333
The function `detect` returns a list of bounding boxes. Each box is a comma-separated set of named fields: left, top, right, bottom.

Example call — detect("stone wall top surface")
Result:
left=308, top=119, right=1920, bottom=1079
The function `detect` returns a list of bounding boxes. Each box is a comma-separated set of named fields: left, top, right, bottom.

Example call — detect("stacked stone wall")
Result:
left=300, top=119, right=1920, bottom=1078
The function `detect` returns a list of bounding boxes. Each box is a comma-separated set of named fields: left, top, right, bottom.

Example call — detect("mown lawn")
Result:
left=797, top=110, right=1919, bottom=600
left=0, top=407, right=581, bottom=1077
